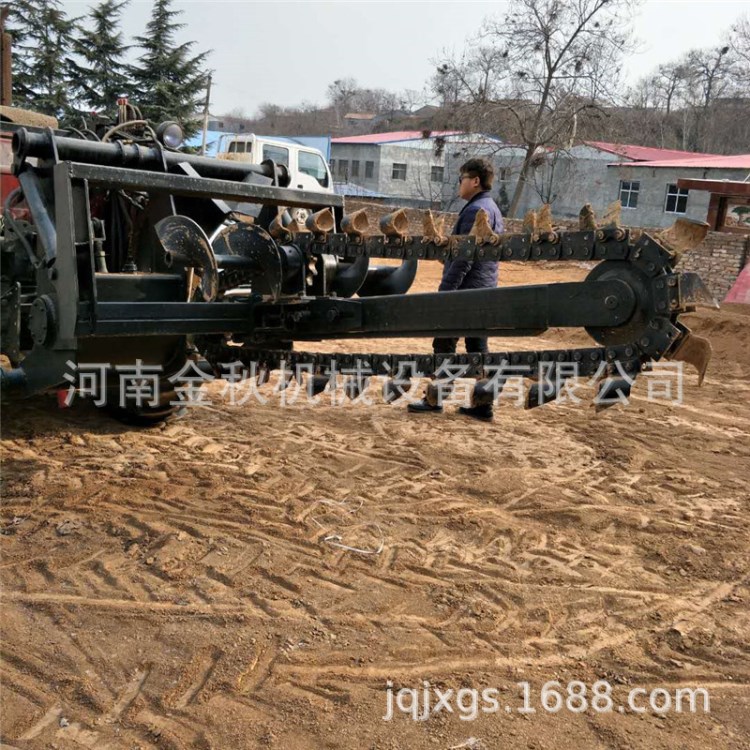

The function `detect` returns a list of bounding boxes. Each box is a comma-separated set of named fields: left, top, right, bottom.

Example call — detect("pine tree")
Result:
left=66, top=0, right=131, bottom=117
left=4, top=0, right=76, bottom=116
left=131, top=0, right=210, bottom=136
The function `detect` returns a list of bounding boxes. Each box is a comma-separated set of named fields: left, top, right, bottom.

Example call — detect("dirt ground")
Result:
left=1, top=261, right=749, bottom=750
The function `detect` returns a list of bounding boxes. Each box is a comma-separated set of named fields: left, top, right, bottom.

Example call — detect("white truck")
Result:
left=216, top=134, right=333, bottom=223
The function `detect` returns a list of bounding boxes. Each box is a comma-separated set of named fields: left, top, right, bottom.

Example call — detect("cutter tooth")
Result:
left=525, top=380, right=561, bottom=409
left=277, top=370, right=294, bottom=391
left=579, top=203, right=597, bottom=231
left=537, top=204, right=553, bottom=235
left=383, top=378, right=413, bottom=404
left=269, top=209, right=290, bottom=240
left=343, top=375, right=370, bottom=400
left=469, top=208, right=500, bottom=245
left=307, top=374, right=330, bottom=397
left=522, top=209, right=537, bottom=235
left=305, top=208, right=335, bottom=235
left=667, top=331, right=712, bottom=386
left=599, top=200, right=622, bottom=229
left=654, top=217, right=709, bottom=263
left=256, top=364, right=270, bottom=387
left=422, top=210, right=448, bottom=245
left=471, top=378, right=503, bottom=407
left=594, top=377, right=633, bottom=412
left=379, top=208, right=409, bottom=239
left=341, top=209, right=370, bottom=239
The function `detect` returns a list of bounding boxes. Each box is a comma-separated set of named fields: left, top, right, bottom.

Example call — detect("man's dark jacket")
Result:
left=439, top=191, right=503, bottom=292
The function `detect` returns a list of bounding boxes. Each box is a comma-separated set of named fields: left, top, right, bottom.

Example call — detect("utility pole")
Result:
left=200, top=73, right=212, bottom=156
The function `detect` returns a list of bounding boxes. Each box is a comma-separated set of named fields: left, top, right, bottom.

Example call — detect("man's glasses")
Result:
left=458, top=174, right=475, bottom=184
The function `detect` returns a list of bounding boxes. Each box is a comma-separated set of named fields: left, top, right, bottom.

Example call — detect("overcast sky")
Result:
left=60, top=0, right=749, bottom=115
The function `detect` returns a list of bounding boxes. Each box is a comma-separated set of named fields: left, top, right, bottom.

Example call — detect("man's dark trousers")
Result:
left=432, top=189, right=503, bottom=358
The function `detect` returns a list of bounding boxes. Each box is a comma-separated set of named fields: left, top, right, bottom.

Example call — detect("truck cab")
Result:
left=216, top=134, right=333, bottom=223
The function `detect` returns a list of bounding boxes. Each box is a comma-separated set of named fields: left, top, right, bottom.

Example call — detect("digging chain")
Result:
left=198, top=225, right=686, bottom=396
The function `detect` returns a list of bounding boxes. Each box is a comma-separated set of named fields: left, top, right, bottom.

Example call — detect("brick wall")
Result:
left=676, top=233, right=749, bottom=302
left=344, top=199, right=749, bottom=301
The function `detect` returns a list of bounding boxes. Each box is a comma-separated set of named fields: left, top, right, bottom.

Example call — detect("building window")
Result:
left=499, top=168, right=508, bottom=181
left=430, top=166, right=444, bottom=183
left=619, top=180, right=640, bottom=209
left=392, top=162, right=407, bottom=181
left=330, top=158, right=336, bottom=174
left=351, top=160, right=360, bottom=178
left=338, top=159, right=349, bottom=179
left=665, top=184, right=689, bottom=214
left=365, top=161, right=374, bottom=179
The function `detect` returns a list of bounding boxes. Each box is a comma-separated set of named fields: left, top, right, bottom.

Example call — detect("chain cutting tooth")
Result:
left=654, top=217, right=709, bottom=263
left=471, top=377, right=503, bottom=407
left=305, top=208, right=335, bottom=235
left=343, top=375, right=370, bottom=400
left=537, top=204, right=553, bottom=234
left=599, top=200, right=622, bottom=228
left=522, top=209, right=537, bottom=234
left=256, top=364, right=270, bottom=387
left=469, top=208, right=500, bottom=245
left=277, top=369, right=294, bottom=391
left=379, top=209, right=409, bottom=239
left=383, top=378, right=413, bottom=404
left=579, top=203, right=597, bottom=230
left=341, top=209, right=370, bottom=239
left=595, top=377, right=634, bottom=412
left=525, top=380, right=562, bottom=409
left=422, top=210, right=448, bottom=246
left=667, top=332, right=712, bottom=386
left=307, top=374, right=330, bottom=397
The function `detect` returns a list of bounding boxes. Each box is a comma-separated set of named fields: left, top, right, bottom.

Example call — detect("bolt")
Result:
left=605, top=295, right=618, bottom=309
left=657, top=301, right=666, bottom=310
left=640, top=337, right=651, bottom=347
left=647, top=262, right=656, bottom=271
left=326, top=309, right=339, bottom=322
left=655, top=280, right=665, bottom=289
left=667, top=277, right=677, bottom=287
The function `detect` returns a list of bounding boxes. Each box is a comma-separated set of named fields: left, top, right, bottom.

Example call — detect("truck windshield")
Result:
left=298, top=151, right=329, bottom=188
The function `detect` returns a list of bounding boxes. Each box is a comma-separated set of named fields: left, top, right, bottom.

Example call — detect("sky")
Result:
left=59, top=0, right=750, bottom=116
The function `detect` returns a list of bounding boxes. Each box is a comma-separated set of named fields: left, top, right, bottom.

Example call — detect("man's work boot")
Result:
left=407, top=399, right=443, bottom=413
left=457, top=404, right=494, bottom=422
left=407, top=383, right=443, bottom=414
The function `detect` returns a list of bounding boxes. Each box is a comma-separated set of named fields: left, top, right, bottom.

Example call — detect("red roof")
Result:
left=584, top=140, right=716, bottom=162
left=610, top=154, right=750, bottom=169
left=332, top=130, right=463, bottom=145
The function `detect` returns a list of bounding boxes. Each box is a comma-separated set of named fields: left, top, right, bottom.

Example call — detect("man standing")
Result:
left=408, top=157, right=503, bottom=421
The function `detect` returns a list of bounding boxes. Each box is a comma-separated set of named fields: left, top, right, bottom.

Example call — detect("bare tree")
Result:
left=327, top=77, right=359, bottom=128
left=730, top=13, right=750, bottom=66
left=435, top=0, right=640, bottom=218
